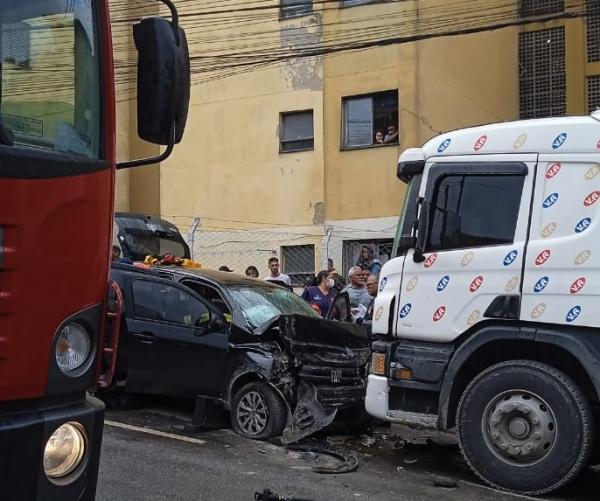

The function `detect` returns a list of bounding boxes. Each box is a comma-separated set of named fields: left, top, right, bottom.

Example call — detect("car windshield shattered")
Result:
left=229, top=285, right=318, bottom=329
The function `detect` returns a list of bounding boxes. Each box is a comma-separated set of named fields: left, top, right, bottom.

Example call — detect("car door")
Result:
left=395, top=155, right=537, bottom=342
left=127, top=277, right=228, bottom=398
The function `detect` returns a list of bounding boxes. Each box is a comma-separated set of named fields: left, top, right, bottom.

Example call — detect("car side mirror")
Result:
left=413, top=199, right=429, bottom=263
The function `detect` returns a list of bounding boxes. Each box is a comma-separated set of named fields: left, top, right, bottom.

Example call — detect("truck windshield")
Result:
left=0, top=0, right=100, bottom=158
left=392, top=174, right=422, bottom=257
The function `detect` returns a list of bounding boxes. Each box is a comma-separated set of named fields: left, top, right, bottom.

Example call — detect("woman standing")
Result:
left=301, top=270, right=335, bottom=318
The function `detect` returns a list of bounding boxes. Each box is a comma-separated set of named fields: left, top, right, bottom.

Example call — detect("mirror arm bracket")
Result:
left=156, top=0, right=181, bottom=45
left=116, top=123, right=175, bottom=170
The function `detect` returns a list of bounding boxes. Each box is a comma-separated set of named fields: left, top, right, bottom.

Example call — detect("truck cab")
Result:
left=366, top=112, right=600, bottom=495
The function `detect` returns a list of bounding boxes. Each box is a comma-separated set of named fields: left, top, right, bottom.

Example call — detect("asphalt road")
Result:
left=96, top=398, right=599, bottom=501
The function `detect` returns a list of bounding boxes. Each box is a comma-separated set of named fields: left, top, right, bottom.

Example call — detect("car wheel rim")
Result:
left=236, top=390, right=269, bottom=436
left=481, top=389, right=557, bottom=467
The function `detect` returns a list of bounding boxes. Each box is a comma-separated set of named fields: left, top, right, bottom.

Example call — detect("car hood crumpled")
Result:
left=276, top=314, right=370, bottom=367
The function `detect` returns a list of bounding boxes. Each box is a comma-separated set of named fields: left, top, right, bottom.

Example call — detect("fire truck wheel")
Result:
left=231, top=382, right=286, bottom=440
left=456, top=360, right=593, bottom=496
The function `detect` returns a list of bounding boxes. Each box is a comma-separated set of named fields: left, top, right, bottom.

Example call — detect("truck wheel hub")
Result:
left=482, top=390, right=556, bottom=466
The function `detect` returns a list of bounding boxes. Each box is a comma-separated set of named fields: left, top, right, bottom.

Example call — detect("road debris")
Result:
left=286, top=443, right=359, bottom=474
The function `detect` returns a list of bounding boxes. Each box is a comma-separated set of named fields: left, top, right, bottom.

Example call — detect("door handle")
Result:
left=132, top=332, right=156, bottom=343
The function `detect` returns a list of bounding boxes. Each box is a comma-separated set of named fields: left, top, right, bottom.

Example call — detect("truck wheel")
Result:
left=231, top=382, right=286, bottom=440
left=456, top=360, right=593, bottom=495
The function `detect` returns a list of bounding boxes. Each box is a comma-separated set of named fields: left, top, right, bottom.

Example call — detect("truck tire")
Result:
left=230, top=382, right=286, bottom=440
left=456, top=360, right=593, bottom=495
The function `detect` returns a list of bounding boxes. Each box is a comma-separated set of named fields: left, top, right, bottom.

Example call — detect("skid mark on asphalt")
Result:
left=105, top=420, right=206, bottom=445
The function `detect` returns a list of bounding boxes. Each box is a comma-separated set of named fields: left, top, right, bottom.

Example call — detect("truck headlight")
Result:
left=55, top=323, right=91, bottom=373
left=371, top=352, right=387, bottom=375
left=43, top=422, right=87, bottom=479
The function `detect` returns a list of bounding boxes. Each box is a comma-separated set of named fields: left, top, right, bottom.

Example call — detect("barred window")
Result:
left=342, top=239, right=393, bottom=277
left=589, top=76, right=600, bottom=114
left=519, top=27, right=566, bottom=119
left=282, top=245, right=315, bottom=287
left=519, top=0, right=564, bottom=17
left=588, top=0, right=600, bottom=62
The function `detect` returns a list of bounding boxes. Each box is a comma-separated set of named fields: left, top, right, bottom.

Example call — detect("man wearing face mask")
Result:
left=301, top=270, right=336, bottom=318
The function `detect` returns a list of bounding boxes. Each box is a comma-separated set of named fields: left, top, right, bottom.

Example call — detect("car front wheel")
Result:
left=231, top=382, right=287, bottom=440
left=456, top=360, right=593, bottom=496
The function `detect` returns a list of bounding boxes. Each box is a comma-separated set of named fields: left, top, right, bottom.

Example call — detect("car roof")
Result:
left=112, top=263, right=276, bottom=288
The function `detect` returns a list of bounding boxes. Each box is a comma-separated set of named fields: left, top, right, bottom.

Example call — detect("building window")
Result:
left=342, top=239, right=393, bottom=277
left=588, top=76, right=600, bottom=114
left=519, top=0, right=564, bottom=17
left=1, top=21, right=31, bottom=68
left=587, top=0, right=600, bottom=63
left=342, top=90, right=398, bottom=149
left=341, top=0, right=378, bottom=6
left=280, top=110, right=314, bottom=153
left=519, top=27, right=566, bottom=119
left=426, top=175, right=525, bottom=253
left=282, top=245, right=315, bottom=287
left=280, top=0, right=312, bottom=19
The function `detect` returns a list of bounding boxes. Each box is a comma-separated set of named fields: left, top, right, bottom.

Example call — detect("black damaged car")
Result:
left=108, top=264, right=370, bottom=442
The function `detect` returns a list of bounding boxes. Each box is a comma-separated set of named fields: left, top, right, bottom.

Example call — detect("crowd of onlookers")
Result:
left=232, top=245, right=382, bottom=324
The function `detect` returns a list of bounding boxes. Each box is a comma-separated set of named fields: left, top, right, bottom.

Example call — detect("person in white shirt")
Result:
left=264, top=256, right=292, bottom=287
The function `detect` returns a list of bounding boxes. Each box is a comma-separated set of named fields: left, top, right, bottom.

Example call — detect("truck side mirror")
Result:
left=117, top=0, right=191, bottom=170
left=413, top=199, right=429, bottom=263
left=134, top=17, right=190, bottom=146
left=398, top=235, right=416, bottom=255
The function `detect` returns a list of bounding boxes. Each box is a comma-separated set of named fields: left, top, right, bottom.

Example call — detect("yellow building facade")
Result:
left=112, top=0, right=598, bottom=283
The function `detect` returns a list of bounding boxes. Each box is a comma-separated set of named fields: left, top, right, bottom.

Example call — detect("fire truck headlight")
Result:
left=43, top=422, right=87, bottom=479
left=55, top=323, right=91, bottom=373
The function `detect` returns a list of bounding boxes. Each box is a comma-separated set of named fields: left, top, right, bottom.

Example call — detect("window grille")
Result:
left=588, top=0, right=600, bottom=62
left=519, top=0, right=564, bottom=17
left=588, top=75, right=600, bottom=114
left=519, top=27, right=566, bottom=119
left=282, top=245, right=315, bottom=287
left=342, top=239, right=393, bottom=277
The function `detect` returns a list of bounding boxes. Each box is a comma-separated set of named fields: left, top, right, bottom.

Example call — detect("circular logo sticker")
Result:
left=535, top=249, right=551, bottom=266
left=433, top=306, right=446, bottom=322
left=545, top=162, right=561, bottom=179
left=531, top=303, right=546, bottom=319
left=467, top=310, right=481, bottom=326
left=424, top=253, right=438, bottom=268
left=379, top=277, right=388, bottom=292
left=584, top=191, right=600, bottom=207
left=541, top=222, right=557, bottom=238
left=505, top=276, right=520, bottom=292
left=585, top=164, right=600, bottom=180
left=374, top=306, right=384, bottom=321
left=437, top=138, right=452, bottom=153
left=566, top=305, right=582, bottom=323
left=461, top=251, right=474, bottom=267
left=574, top=250, right=591, bottom=266
left=469, top=275, right=484, bottom=293
left=406, top=276, right=419, bottom=291
left=513, top=133, right=527, bottom=150
left=570, top=277, right=586, bottom=294
left=474, top=135, right=488, bottom=151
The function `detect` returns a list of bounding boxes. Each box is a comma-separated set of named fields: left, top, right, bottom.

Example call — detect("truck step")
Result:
left=386, top=410, right=439, bottom=430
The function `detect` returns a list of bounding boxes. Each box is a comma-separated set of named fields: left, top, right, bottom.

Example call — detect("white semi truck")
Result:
left=365, top=111, right=600, bottom=495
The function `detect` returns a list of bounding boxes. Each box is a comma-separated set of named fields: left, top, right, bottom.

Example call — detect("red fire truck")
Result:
left=0, top=1, right=189, bottom=499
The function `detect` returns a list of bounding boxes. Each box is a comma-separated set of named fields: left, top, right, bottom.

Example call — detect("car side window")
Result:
left=132, top=280, right=210, bottom=328
left=426, top=174, right=525, bottom=252
left=181, top=280, right=232, bottom=324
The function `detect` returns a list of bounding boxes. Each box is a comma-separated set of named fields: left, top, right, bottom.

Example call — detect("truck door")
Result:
left=521, top=153, right=600, bottom=327
left=393, top=155, right=537, bottom=342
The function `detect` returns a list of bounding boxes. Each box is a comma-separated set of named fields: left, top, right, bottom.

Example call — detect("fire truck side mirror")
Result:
left=133, top=17, right=190, bottom=146
left=413, top=199, right=429, bottom=263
